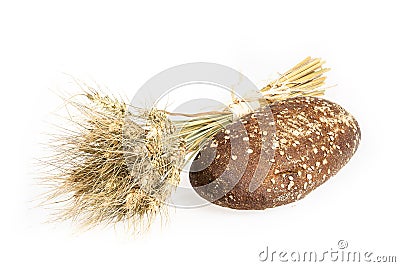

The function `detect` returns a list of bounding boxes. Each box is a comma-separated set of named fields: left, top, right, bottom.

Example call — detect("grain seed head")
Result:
left=41, top=87, right=185, bottom=232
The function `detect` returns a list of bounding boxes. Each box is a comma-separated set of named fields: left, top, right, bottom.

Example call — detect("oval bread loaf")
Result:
left=189, top=97, right=361, bottom=210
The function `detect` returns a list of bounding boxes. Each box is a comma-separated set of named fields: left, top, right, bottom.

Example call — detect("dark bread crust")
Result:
left=189, top=97, right=361, bottom=210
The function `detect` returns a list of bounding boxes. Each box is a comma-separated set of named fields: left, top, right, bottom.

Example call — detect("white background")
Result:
left=1, top=0, right=399, bottom=266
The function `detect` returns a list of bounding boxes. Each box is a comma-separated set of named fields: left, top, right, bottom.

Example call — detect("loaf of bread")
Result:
left=189, top=97, right=361, bottom=210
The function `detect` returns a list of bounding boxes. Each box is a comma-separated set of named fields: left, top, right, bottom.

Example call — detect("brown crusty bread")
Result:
left=189, top=97, right=361, bottom=210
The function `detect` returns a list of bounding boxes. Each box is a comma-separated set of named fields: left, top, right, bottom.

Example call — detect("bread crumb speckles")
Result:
left=288, top=181, right=295, bottom=190
left=210, top=141, right=218, bottom=148
left=272, top=140, right=279, bottom=149
left=303, top=182, right=308, bottom=190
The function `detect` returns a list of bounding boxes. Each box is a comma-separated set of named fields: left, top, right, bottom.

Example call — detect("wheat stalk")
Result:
left=261, top=57, right=330, bottom=102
